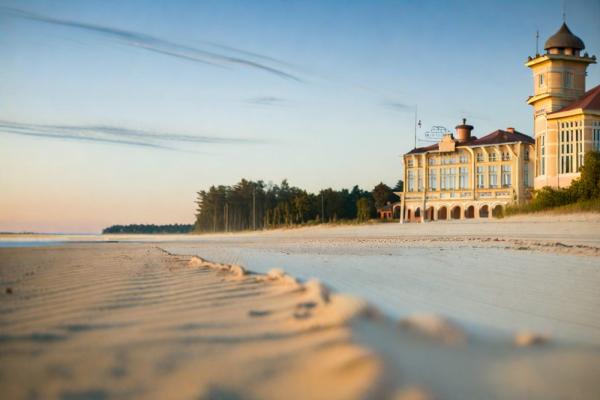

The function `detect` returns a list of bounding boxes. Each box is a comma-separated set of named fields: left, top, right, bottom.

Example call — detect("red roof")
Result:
left=407, top=129, right=533, bottom=155
left=469, top=129, right=534, bottom=146
left=407, top=142, right=439, bottom=154
left=549, top=84, right=600, bottom=115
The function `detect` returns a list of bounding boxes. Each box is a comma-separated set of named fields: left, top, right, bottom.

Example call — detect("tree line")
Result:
left=194, top=179, right=402, bottom=233
left=102, top=224, right=194, bottom=234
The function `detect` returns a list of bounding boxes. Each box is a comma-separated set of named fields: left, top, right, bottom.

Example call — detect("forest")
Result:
left=102, top=224, right=194, bottom=234
left=194, top=179, right=402, bottom=233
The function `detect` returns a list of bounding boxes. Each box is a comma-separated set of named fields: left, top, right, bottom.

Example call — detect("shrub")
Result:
left=505, top=151, right=600, bottom=216
left=570, top=151, right=600, bottom=200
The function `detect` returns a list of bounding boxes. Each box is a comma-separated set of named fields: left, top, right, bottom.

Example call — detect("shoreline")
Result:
left=2, top=211, right=600, bottom=240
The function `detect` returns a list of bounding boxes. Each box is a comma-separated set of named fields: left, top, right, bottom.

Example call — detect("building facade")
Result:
left=401, top=121, right=534, bottom=222
left=400, top=22, right=598, bottom=222
left=526, top=23, right=599, bottom=189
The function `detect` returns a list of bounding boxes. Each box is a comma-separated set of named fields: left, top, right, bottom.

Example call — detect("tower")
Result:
left=525, top=23, right=596, bottom=188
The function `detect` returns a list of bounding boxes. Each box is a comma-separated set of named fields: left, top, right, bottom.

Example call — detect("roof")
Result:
left=377, top=204, right=393, bottom=212
left=468, top=129, right=534, bottom=146
left=548, top=84, right=600, bottom=115
left=377, top=202, right=401, bottom=212
left=544, top=23, right=585, bottom=51
left=407, top=142, right=439, bottom=154
left=406, top=129, right=533, bottom=155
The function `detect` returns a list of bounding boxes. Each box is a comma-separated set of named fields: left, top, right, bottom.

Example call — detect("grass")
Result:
left=504, top=198, right=600, bottom=217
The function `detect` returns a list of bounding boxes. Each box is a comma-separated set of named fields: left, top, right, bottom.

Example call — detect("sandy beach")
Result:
left=0, top=244, right=381, bottom=400
left=1, top=214, right=600, bottom=399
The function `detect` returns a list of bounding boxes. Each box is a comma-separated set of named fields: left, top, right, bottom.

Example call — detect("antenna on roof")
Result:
left=562, top=0, right=566, bottom=22
left=536, top=30, right=539, bottom=55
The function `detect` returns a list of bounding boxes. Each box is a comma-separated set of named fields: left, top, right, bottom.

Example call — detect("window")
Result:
left=440, top=168, right=446, bottom=190
left=417, top=169, right=424, bottom=192
left=538, top=73, right=545, bottom=87
left=442, top=155, right=457, bottom=165
left=524, top=149, right=530, bottom=161
left=523, top=164, right=530, bottom=188
left=488, top=166, right=498, bottom=188
left=407, top=170, right=414, bottom=192
left=563, top=71, right=573, bottom=88
left=540, top=136, right=546, bottom=175
left=577, top=128, right=583, bottom=169
left=407, top=159, right=414, bottom=168
left=459, top=167, right=468, bottom=189
left=429, top=169, right=437, bottom=190
left=441, top=168, right=456, bottom=190
left=502, top=152, right=510, bottom=161
left=447, top=168, right=456, bottom=190
left=559, top=120, right=583, bottom=173
left=476, top=152, right=483, bottom=162
left=501, top=165, right=511, bottom=187
left=459, top=153, right=468, bottom=163
left=594, top=121, right=600, bottom=151
left=488, top=152, right=497, bottom=162
left=428, top=157, right=436, bottom=165
left=477, top=166, right=485, bottom=188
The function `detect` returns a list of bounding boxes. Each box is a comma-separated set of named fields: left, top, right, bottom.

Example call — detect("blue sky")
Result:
left=1, top=0, right=599, bottom=233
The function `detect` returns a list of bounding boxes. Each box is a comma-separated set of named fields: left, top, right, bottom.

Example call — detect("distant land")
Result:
left=102, top=224, right=194, bottom=234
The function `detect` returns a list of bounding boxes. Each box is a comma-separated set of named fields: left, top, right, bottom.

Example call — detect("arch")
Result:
left=450, top=205, right=461, bottom=220
left=437, top=206, right=448, bottom=220
left=414, top=207, right=421, bottom=220
left=426, top=206, right=435, bottom=221
left=492, top=204, right=504, bottom=218
left=406, top=208, right=412, bottom=222
left=465, top=205, right=475, bottom=219
left=393, top=204, right=401, bottom=219
left=479, top=205, right=489, bottom=218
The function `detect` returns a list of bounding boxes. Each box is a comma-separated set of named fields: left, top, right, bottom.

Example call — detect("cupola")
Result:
left=544, top=23, right=585, bottom=56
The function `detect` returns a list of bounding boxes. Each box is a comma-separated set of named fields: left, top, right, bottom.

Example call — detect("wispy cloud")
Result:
left=0, top=7, right=303, bottom=82
left=245, top=96, right=288, bottom=106
left=382, top=100, right=416, bottom=112
left=0, top=120, right=266, bottom=151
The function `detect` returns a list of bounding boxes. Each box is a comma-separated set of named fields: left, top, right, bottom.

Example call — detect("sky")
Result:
left=1, top=0, right=599, bottom=233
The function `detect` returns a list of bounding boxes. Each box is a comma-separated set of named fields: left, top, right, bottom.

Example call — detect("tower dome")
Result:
left=544, top=23, right=585, bottom=51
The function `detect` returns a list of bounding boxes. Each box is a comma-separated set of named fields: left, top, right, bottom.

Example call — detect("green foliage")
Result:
left=505, top=151, right=600, bottom=216
left=356, top=197, right=370, bottom=222
left=393, top=180, right=404, bottom=192
left=372, top=182, right=398, bottom=209
left=569, top=151, right=600, bottom=200
left=102, top=224, right=193, bottom=234
left=194, top=178, right=395, bottom=232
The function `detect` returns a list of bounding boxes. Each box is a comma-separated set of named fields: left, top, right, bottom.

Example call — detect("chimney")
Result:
left=455, top=118, right=474, bottom=143
left=506, top=127, right=515, bottom=133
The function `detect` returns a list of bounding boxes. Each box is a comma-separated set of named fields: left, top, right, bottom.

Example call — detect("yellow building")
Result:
left=400, top=22, right=599, bottom=222
left=400, top=120, right=534, bottom=222
left=526, top=23, right=599, bottom=188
